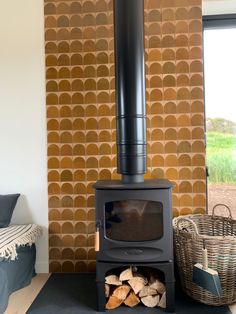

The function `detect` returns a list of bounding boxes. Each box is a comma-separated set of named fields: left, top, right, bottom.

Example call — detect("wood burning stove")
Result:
left=94, top=181, right=175, bottom=312
left=94, top=0, right=175, bottom=311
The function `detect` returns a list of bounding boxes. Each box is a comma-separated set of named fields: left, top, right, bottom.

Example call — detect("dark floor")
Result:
left=26, top=273, right=231, bottom=314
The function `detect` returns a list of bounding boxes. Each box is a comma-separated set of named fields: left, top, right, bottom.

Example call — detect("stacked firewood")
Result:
left=105, top=267, right=166, bottom=310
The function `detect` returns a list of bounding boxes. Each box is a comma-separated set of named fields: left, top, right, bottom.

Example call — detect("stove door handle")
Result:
left=95, top=221, right=101, bottom=252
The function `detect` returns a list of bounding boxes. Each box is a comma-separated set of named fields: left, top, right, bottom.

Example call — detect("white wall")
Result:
left=0, top=0, right=48, bottom=273
left=203, top=0, right=236, bottom=15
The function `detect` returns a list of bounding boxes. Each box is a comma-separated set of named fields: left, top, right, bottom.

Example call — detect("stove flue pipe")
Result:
left=113, top=0, right=147, bottom=184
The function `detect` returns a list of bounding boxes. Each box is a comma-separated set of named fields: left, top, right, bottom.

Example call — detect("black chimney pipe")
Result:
left=113, top=0, right=146, bottom=184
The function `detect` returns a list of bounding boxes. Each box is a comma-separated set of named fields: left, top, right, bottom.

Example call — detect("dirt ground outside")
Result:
left=208, top=184, right=236, bottom=218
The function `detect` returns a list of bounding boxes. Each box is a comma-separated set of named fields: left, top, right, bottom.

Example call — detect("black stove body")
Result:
left=94, top=179, right=175, bottom=312
left=94, top=0, right=175, bottom=311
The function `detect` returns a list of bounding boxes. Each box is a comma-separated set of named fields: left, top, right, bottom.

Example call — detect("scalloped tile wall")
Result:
left=44, top=0, right=206, bottom=273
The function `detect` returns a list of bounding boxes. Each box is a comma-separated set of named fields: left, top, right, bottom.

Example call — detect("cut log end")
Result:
left=158, top=291, right=166, bottom=309
left=106, top=296, right=123, bottom=310
left=119, top=267, right=133, bottom=281
left=105, top=284, right=110, bottom=298
left=112, top=285, right=131, bottom=301
left=139, top=285, right=157, bottom=298
left=105, top=274, right=122, bottom=286
left=149, top=277, right=166, bottom=294
left=141, top=295, right=160, bottom=308
left=124, top=292, right=140, bottom=308
left=128, top=277, right=146, bottom=294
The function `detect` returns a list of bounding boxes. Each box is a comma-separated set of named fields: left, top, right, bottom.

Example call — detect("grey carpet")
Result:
left=27, top=273, right=231, bottom=314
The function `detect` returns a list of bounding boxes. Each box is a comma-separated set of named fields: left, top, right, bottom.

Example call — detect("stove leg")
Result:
left=97, top=280, right=106, bottom=312
left=165, top=280, right=175, bottom=313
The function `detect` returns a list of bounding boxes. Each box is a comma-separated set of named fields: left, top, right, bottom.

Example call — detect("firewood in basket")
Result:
left=112, top=285, right=131, bottom=301
left=128, top=276, right=146, bottom=294
left=139, top=285, right=157, bottom=298
left=149, top=276, right=166, bottom=294
left=158, top=291, right=166, bottom=308
left=119, top=267, right=133, bottom=281
left=124, top=292, right=140, bottom=307
left=105, top=284, right=110, bottom=298
left=106, top=296, right=123, bottom=310
left=141, top=295, right=160, bottom=308
left=105, top=274, right=122, bottom=286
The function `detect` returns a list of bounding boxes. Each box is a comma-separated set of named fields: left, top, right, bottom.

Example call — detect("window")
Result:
left=203, top=15, right=236, bottom=217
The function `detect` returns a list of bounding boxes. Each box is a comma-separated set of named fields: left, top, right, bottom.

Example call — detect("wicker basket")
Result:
left=173, top=204, right=236, bottom=306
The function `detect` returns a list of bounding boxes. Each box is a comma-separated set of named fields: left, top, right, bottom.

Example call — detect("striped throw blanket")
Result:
left=0, top=224, right=42, bottom=260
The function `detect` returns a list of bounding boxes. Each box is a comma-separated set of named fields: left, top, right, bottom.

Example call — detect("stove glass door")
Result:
left=105, top=200, right=163, bottom=241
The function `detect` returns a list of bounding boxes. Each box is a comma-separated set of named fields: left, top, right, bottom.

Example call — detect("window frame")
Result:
left=202, top=14, right=236, bottom=213
left=203, top=14, right=236, bottom=29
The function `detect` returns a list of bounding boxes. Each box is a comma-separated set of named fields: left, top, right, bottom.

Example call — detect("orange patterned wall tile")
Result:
left=45, top=0, right=206, bottom=272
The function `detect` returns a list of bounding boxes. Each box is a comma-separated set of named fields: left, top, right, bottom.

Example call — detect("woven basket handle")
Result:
left=212, top=203, right=232, bottom=219
left=176, top=217, right=199, bottom=235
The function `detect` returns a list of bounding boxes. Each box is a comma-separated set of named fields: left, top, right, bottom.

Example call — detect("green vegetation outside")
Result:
left=207, top=132, right=236, bottom=184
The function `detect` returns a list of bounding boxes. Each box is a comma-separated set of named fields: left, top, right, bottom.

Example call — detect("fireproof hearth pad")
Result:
left=26, top=273, right=232, bottom=314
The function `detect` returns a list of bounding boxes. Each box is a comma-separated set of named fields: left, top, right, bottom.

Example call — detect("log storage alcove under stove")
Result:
left=94, top=0, right=175, bottom=312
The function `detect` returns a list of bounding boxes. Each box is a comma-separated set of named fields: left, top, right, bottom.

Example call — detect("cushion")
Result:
left=0, top=194, right=20, bottom=227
